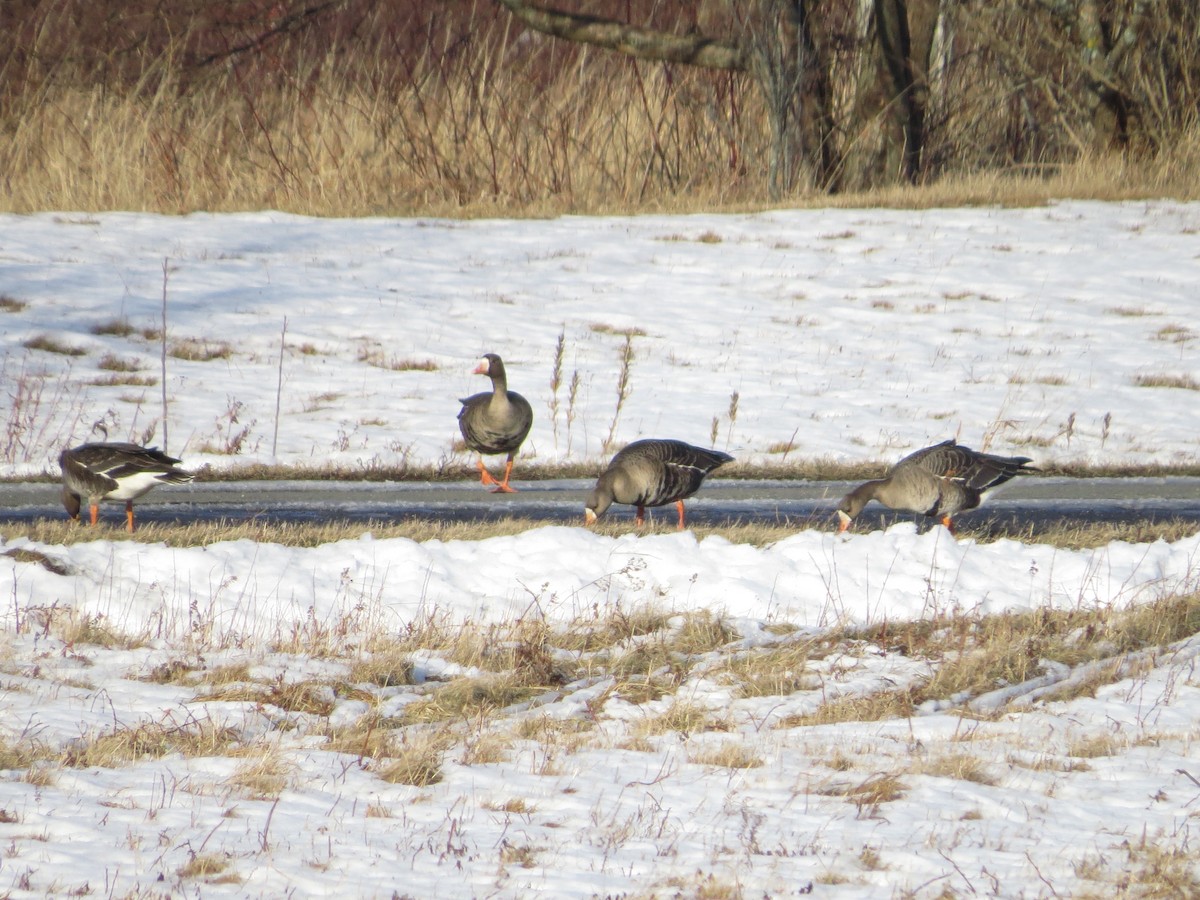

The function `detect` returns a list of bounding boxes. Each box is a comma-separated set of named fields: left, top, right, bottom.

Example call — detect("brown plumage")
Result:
left=457, top=353, right=534, bottom=493
left=60, top=442, right=194, bottom=532
left=836, top=439, right=1037, bottom=533
left=585, top=439, right=735, bottom=529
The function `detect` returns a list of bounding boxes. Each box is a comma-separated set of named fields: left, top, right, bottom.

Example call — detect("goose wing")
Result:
left=613, top=440, right=734, bottom=507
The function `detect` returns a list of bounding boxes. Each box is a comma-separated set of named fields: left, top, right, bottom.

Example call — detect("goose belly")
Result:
left=103, top=472, right=172, bottom=501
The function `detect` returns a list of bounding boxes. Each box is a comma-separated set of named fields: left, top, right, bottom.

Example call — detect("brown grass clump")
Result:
left=689, top=742, right=763, bottom=769
left=198, top=679, right=340, bottom=717
left=227, top=750, right=291, bottom=799
left=377, top=732, right=451, bottom=786
left=178, top=853, right=234, bottom=880
left=23, top=334, right=86, bottom=356
left=637, top=701, right=727, bottom=737
left=401, top=675, right=544, bottom=725
left=90, top=319, right=137, bottom=337
left=1133, top=373, right=1200, bottom=391
left=169, top=338, right=233, bottom=362
left=63, top=720, right=241, bottom=768
left=96, top=354, right=142, bottom=372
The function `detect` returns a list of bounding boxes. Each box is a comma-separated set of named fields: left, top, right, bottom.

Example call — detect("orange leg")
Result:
left=635, top=505, right=646, bottom=527
left=490, top=457, right=518, bottom=494
left=476, top=458, right=501, bottom=488
left=126, top=501, right=136, bottom=533
left=940, top=515, right=956, bottom=534
left=676, top=500, right=686, bottom=530
left=89, top=504, right=100, bottom=526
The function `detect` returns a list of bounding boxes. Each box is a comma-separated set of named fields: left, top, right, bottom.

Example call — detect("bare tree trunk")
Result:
left=873, top=0, right=939, bottom=183
left=1073, top=0, right=1148, bottom=151
left=493, top=0, right=835, bottom=197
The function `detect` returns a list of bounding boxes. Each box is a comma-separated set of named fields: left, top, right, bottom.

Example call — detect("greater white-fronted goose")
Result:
left=457, top=353, right=534, bottom=493
left=836, top=438, right=1036, bottom=533
left=60, top=442, right=194, bottom=532
left=585, top=439, right=735, bottom=529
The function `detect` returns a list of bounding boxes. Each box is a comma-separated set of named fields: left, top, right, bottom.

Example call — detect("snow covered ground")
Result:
left=2, top=202, right=1200, bottom=897
left=1, top=201, right=1199, bottom=475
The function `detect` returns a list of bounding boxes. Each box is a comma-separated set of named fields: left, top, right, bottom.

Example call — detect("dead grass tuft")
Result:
left=401, top=674, right=544, bottom=725
left=90, top=318, right=136, bottom=337
left=96, top=353, right=142, bottom=372
left=198, top=679, right=340, bottom=716
left=689, top=742, right=763, bottom=769
left=349, top=651, right=416, bottom=687
left=3, top=547, right=71, bottom=575
left=1133, top=373, right=1200, bottom=391
left=377, top=732, right=451, bottom=786
left=1067, top=733, right=1122, bottom=759
left=589, top=323, right=648, bottom=338
left=63, top=720, right=241, bottom=768
left=178, top=853, right=233, bottom=880
left=23, top=334, right=86, bottom=356
left=169, top=338, right=232, bottom=361
left=356, top=346, right=439, bottom=371
left=637, top=701, right=726, bottom=736
left=918, top=753, right=997, bottom=785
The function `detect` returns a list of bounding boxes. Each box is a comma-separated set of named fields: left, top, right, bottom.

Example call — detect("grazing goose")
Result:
left=457, top=353, right=534, bottom=493
left=585, top=439, right=735, bottom=529
left=836, top=439, right=1036, bottom=534
left=60, top=442, right=194, bottom=532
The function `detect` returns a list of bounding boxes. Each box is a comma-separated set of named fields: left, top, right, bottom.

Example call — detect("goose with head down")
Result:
left=457, top=353, right=534, bottom=493
left=60, top=442, right=194, bottom=532
left=836, top=438, right=1037, bottom=534
left=585, top=439, right=734, bottom=529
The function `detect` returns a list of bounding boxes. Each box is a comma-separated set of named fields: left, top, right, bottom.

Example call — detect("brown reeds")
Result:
left=1, top=2, right=1199, bottom=217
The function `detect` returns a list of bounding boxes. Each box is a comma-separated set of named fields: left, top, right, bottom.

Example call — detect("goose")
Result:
left=60, top=442, right=194, bottom=532
left=836, top=439, right=1036, bottom=533
left=457, top=353, right=534, bottom=493
left=585, top=439, right=735, bottom=529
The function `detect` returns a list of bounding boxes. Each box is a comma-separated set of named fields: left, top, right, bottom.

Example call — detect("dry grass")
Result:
left=0, top=1, right=1198, bottom=223
left=96, top=354, right=142, bottom=372
left=401, top=675, right=545, bottom=725
left=356, top=348, right=439, bottom=371
left=87, top=372, right=158, bottom=387
left=377, top=732, right=451, bottom=786
left=1133, top=373, right=1200, bottom=391
left=178, top=853, right=234, bottom=880
left=3, top=513, right=1198, bottom=554
left=169, top=338, right=232, bottom=362
left=62, top=720, right=241, bottom=769
left=689, top=742, right=763, bottom=769
left=90, top=319, right=137, bottom=337
left=22, top=335, right=86, bottom=356
left=784, top=590, right=1200, bottom=726
left=637, top=701, right=726, bottom=737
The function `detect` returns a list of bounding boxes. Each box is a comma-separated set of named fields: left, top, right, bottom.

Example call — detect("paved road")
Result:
left=5, top=477, right=1200, bottom=534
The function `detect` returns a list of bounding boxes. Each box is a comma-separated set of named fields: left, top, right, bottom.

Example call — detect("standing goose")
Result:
left=457, top=353, right=534, bottom=493
left=585, top=439, right=735, bottom=529
left=836, top=438, right=1036, bottom=534
left=60, top=442, right=194, bottom=532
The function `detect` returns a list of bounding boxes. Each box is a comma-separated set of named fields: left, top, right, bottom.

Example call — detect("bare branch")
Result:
left=494, top=0, right=749, bottom=71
